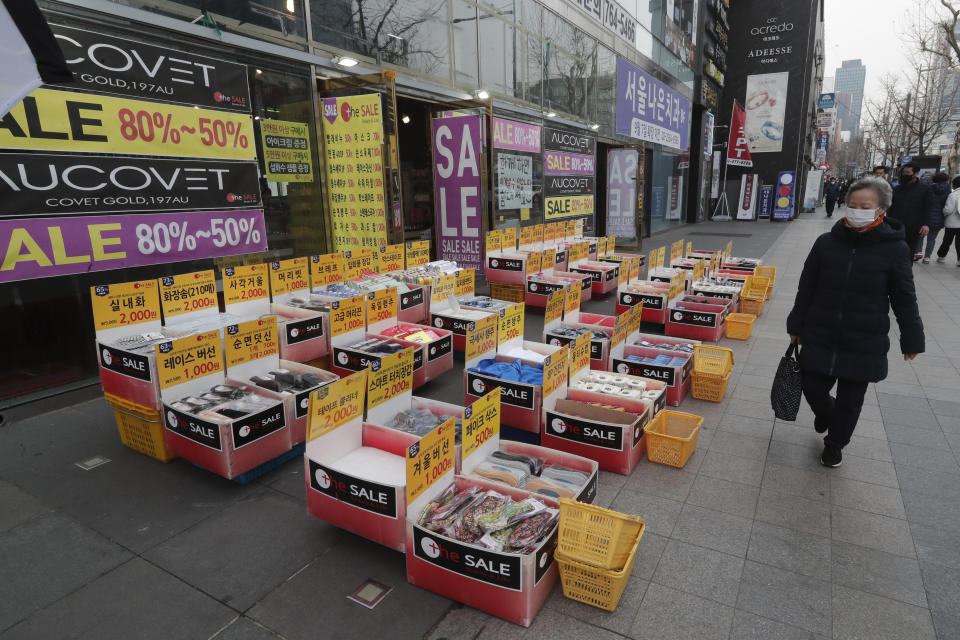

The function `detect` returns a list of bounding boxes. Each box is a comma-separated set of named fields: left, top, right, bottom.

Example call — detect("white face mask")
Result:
left=846, top=207, right=879, bottom=228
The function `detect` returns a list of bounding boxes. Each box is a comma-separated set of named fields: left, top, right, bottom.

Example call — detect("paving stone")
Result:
left=610, top=490, right=682, bottom=537
left=890, top=443, right=960, bottom=475
left=850, top=418, right=887, bottom=441
left=896, top=466, right=960, bottom=501
left=902, top=490, right=960, bottom=531
left=671, top=504, right=753, bottom=557
left=651, top=539, right=744, bottom=605
left=632, top=583, right=734, bottom=640
left=425, top=608, right=506, bottom=640
left=543, top=577, right=648, bottom=636
left=831, top=455, right=900, bottom=488
left=211, top=617, right=284, bottom=640
left=716, top=414, right=775, bottom=439
left=698, top=449, right=766, bottom=486
left=920, top=561, right=960, bottom=619
left=521, top=606, right=630, bottom=640
left=747, top=521, right=830, bottom=580
left=685, top=474, right=759, bottom=519
left=877, top=393, right=931, bottom=411
left=931, top=609, right=960, bottom=640
left=880, top=408, right=942, bottom=430
left=755, top=489, right=832, bottom=538
left=632, top=532, right=669, bottom=581
left=735, top=561, right=831, bottom=636
left=911, top=521, right=960, bottom=570
left=624, top=463, right=697, bottom=502
left=883, top=423, right=950, bottom=449
left=830, top=476, right=906, bottom=519
left=832, top=585, right=936, bottom=640
left=831, top=504, right=916, bottom=558
left=0, top=481, right=49, bottom=533
left=729, top=609, right=826, bottom=640
left=845, top=436, right=893, bottom=462
left=708, top=429, right=769, bottom=459
left=765, top=440, right=828, bottom=473
left=832, top=540, right=928, bottom=607
left=761, top=462, right=830, bottom=502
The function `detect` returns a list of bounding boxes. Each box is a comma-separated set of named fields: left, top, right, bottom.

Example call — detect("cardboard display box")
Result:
left=612, top=333, right=698, bottom=406
left=665, top=300, right=729, bottom=342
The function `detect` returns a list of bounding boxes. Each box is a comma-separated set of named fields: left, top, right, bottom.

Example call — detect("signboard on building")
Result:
left=606, top=149, right=638, bottom=240
left=543, top=127, right=595, bottom=221
left=772, top=171, right=797, bottom=220
left=564, top=0, right=638, bottom=47
left=615, top=58, right=692, bottom=151
left=758, top=184, right=774, bottom=218
left=433, top=114, right=484, bottom=271
left=744, top=72, right=789, bottom=153
left=260, top=119, right=313, bottom=182
left=817, top=93, right=836, bottom=109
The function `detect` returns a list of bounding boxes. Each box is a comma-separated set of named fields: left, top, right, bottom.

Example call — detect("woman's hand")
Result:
left=789, top=335, right=800, bottom=345
left=904, top=353, right=918, bottom=361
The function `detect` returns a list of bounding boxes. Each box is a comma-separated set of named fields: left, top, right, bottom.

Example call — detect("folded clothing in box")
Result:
left=249, top=369, right=329, bottom=394
left=468, top=359, right=543, bottom=385
left=625, top=354, right=690, bottom=367
left=168, top=384, right=276, bottom=421
left=621, top=282, right=670, bottom=295
left=345, top=338, right=407, bottom=355
left=388, top=408, right=462, bottom=444
left=458, top=296, right=513, bottom=312
left=546, top=327, right=609, bottom=342
left=380, top=325, right=444, bottom=344
left=335, top=446, right=406, bottom=485
left=472, top=450, right=591, bottom=499
left=633, top=338, right=695, bottom=353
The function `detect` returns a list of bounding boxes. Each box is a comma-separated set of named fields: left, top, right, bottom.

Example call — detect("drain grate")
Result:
left=686, top=232, right=754, bottom=238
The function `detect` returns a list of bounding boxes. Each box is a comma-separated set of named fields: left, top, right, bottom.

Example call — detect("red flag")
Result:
left=727, top=101, right=753, bottom=167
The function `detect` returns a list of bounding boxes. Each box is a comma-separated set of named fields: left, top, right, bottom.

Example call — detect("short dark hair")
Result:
left=903, top=162, right=921, bottom=173
left=873, top=165, right=886, bottom=172
left=934, top=172, right=949, bottom=183
left=952, top=176, right=960, bottom=189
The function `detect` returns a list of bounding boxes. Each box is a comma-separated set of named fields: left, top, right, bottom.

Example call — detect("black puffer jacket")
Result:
left=786, top=217, right=925, bottom=382
left=930, top=181, right=952, bottom=229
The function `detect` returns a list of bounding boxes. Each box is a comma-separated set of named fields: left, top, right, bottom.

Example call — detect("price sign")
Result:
left=629, top=256, right=641, bottom=281
left=465, top=314, right=498, bottom=362
left=544, top=289, right=564, bottom=325
left=575, top=219, right=584, bottom=236
left=543, top=223, right=556, bottom=243
left=654, top=247, right=666, bottom=269
left=542, top=346, right=569, bottom=397
left=344, top=249, right=375, bottom=280
left=519, top=225, right=534, bottom=248
left=571, top=332, right=591, bottom=376
left=597, top=237, right=607, bottom=256
left=618, top=260, right=629, bottom=285
left=670, top=240, right=683, bottom=263
left=455, top=268, right=475, bottom=297
left=406, top=240, right=430, bottom=267
left=565, top=220, right=577, bottom=239
left=223, top=264, right=269, bottom=307
left=270, top=257, right=310, bottom=297
left=310, top=253, right=344, bottom=288
left=611, top=313, right=629, bottom=349
left=501, top=226, right=517, bottom=250
left=628, top=303, right=644, bottom=334
left=607, top=235, right=616, bottom=253
left=307, top=370, right=366, bottom=441
left=486, top=229, right=502, bottom=254
left=497, top=303, right=524, bottom=346
left=541, top=248, right=556, bottom=271
left=693, top=260, right=705, bottom=282
left=90, top=279, right=160, bottom=331
left=158, top=270, right=217, bottom=320
left=462, top=388, right=500, bottom=462
left=569, top=241, right=588, bottom=264
left=431, top=274, right=455, bottom=303
left=225, top=316, right=278, bottom=367
left=533, top=224, right=544, bottom=244
left=155, top=330, right=222, bottom=390
left=726, top=240, right=733, bottom=260
left=525, top=251, right=541, bottom=275
left=330, top=295, right=366, bottom=337
left=685, top=241, right=693, bottom=257
left=377, top=244, right=405, bottom=273
left=564, top=280, right=582, bottom=316
left=367, top=348, right=414, bottom=411
left=406, top=418, right=456, bottom=504
left=366, top=287, right=397, bottom=324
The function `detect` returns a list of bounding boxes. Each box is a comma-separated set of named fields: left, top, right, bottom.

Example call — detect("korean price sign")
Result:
left=525, top=251, right=541, bottom=275
left=564, top=280, right=582, bottom=316
left=569, top=241, right=588, bottom=264
left=259, top=119, right=313, bottom=182
left=618, top=260, right=629, bottom=285
left=575, top=220, right=584, bottom=236
left=455, top=268, right=475, bottom=297
left=90, top=279, right=159, bottom=331
left=611, top=313, right=630, bottom=349
left=545, top=195, right=593, bottom=220
left=307, top=370, right=367, bottom=442
left=155, top=330, right=222, bottom=389
left=485, top=230, right=502, bottom=254
left=541, top=248, right=556, bottom=271
left=366, top=287, right=397, bottom=324
left=367, top=348, right=414, bottom=411
left=544, top=289, right=564, bottom=325
left=628, top=256, right=641, bottom=281
left=686, top=241, right=693, bottom=257
left=461, top=388, right=501, bottom=462
left=565, top=220, right=577, bottom=239
left=158, top=270, right=217, bottom=320
left=501, top=226, right=517, bottom=251
left=465, top=314, right=498, bottom=362
left=405, top=240, right=430, bottom=267
left=693, top=259, right=705, bottom=282
left=330, top=295, right=366, bottom=337
left=543, top=223, right=556, bottom=243
left=533, top=224, right=544, bottom=244
left=497, top=303, right=524, bottom=346
left=628, top=304, right=644, bottom=335
left=310, top=253, right=344, bottom=287
left=270, top=258, right=309, bottom=297
left=670, top=240, right=683, bottom=263
left=344, top=249, right=375, bottom=280
left=607, top=235, right=616, bottom=253
left=225, top=317, right=278, bottom=367
left=223, top=264, right=268, bottom=306
left=0, top=89, right=256, bottom=160
left=377, top=244, right=404, bottom=273
left=431, top=274, right=455, bottom=303
left=597, top=237, right=607, bottom=256
left=542, top=346, right=569, bottom=397
left=406, top=417, right=456, bottom=504
left=519, top=226, right=534, bottom=248
left=726, top=240, right=733, bottom=260
left=571, top=332, right=591, bottom=376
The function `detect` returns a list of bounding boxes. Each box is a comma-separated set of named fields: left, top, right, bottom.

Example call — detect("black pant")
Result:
left=938, top=228, right=960, bottom=259
left=825, top=199, right=836, bottom=216
left=904, top=229, right=921, bottom=256
left=801, top=371, right=868, bottom=448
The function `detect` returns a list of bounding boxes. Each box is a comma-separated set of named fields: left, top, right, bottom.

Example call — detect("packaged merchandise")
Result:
left=471, top=449, right=591, bottom=499
left=468, top=359, right=543, bottom=385
left=388, top=408, right=463, bottom=444
left=458, top=296, right=514, bottom=312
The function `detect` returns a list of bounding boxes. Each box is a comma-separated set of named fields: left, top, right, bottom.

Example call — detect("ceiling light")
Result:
left=401, top=115, right=411, bottom=124
left=255, top=69, right=262, bottom=75
left=475, top=89, right=490, bottom=100
left=286, top=0, right=295, bottom=12
left=590, top=123, right=600, bottom=130
left=544, top=111, right=557, bottom=118
left=333, top=55, right=359, bottom=68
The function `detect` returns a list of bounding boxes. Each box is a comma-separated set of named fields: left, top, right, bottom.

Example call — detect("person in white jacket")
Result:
left=937, top=176, right=960, bottom=264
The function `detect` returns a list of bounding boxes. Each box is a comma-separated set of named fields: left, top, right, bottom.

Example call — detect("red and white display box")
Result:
left=486, top=251, right=531, bottom=285
left=369, top=324, right=453, bottom=387
left=551, top=271, right=593, bottom=302
left=723, top=258, right=762, bottom=274
left=616, top=281, right=675, bottom=324
left=690, top=284, right=742, bottom=313
left=271, top=303, right=328, bottom=362
left=611, top=334, right=698, bottom=406
left=569, top=261, right=620, bottom=296
left=431, top=297, right=501, bottom=352
left=665, top=300, right=728, bottom=342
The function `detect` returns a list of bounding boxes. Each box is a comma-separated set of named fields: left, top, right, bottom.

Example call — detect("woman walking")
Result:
left=920, top=172, right=951, bottom=263
left=787, top=177, right=925, bottom=467
left=937, top=175, right=960, bottom=265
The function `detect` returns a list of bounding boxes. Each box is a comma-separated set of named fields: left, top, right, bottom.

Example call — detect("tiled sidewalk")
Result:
left=1, top=210, right=959, bottom=639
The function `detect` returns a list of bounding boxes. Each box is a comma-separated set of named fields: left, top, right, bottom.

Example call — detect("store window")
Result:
left=451, top=0, right=480, bottom=88
left=478, top=9, right=522, bottom=99
left=648, top=148, right=688, bottom=234
left=542, top=12, right=596, bottom=120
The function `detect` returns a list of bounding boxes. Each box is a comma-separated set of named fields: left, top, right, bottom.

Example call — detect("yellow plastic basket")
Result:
left=691, top=371, right=732, bottom=402
left=741, top=295, right=765, bottom=317
left=725, top=313, right=756, bottom=340
left=755, top=265, right=776, bottom=286
left=741, top=275, right=770, bottom=300
left=556, top=497, right=646, bottom=570
left=645, top=410, right=703, bottom=467
left=490, top=282, right=525, bottom=303
left=105, top=392, right=176, bottom=462
left=693, top=344, right=735, bottom=377
left=556, top=531, right=642, bottom=611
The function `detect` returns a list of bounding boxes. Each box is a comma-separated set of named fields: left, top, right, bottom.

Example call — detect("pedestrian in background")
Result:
left=873, top=166, right=888, bottom=179
left=937, top=175, right=960, bottom=265
left=838, top=180, right=850, bottom=207
left=787, top=176, right=924, bottom=467
left=921, top=172, right=951, bottom=264
left=824, top=177, right=839, bottom=218
left=886, top=162, right=935, bottom=261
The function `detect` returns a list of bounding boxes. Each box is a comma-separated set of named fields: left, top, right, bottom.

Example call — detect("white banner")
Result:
left=737, top=174, right=759, bottom=220
left=496, top=153, right=533, bottom=210
left=745, top=72, right=789, bottom=154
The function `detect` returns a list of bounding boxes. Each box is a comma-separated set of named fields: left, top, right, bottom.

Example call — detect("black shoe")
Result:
left=820, top=444, right=842, bottom=467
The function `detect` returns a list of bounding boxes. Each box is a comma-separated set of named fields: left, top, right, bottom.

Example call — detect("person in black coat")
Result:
left=919, top=172, right=951, bottom=263
left=887, top=162, right=937, bottom=259
left=838, top=180, right=850, bottom=207
left=787, top=176, right=925, bottom=467
left=824, top=177, right=840, bottom=218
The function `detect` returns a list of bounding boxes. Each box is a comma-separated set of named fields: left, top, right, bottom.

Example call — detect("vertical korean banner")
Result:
left=492, top=117, right=539, bottom=222
left=543, top=127, right=596, bottom=221
left=433, top=114, right=484, bottom=271
left=321, top=93, right=387, bottom=252
left=615, top=57, right=691, bottom=151
left=606, top=149, right=638, bottom=241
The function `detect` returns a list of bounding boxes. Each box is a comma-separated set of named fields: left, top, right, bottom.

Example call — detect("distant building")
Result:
left=823, top=76, right=835, bottom=92
left=834, top=59, right=865, bottom=135
left=834, top=91, right=853, bottom=133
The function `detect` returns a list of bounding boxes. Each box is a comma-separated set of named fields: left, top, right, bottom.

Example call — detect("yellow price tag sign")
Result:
left=465, top=314, right=498, bottom=363
left=462, top=388, right=501, bottom=462
left=501, top=226, right=517, bottom=250
left=569, top=241, right=589, bottom=263
left=542, top=346, right=569, bottom=397
left=575, top=219, right=584, bottom=236
left=571, top=332, right=591, bottom=376
left=597, top=237, right=607, bottom=256
left=368, top=348, right=415, bottom=411
left=541, top=248, right=556, bottom=271
left=431, top=273, right=455, bottom=303
left=686, top=241, right=693, bottom=257
left=377, top=244, right=405, bottom=273
left=543, top=223, right=556, bottom=243
left=544, top=289, right=564, bottom=325
left=565, top=220, right=577, bottom=239
left=525, top=251, right=541, bottom=275
left=406, top=417, right=456, bottom=504
left=225, top=316, right=278, bottom=368
left=223, top=264, right=269, bottom=307
left=270, top=257, right=310, bottom=298
left=405, top=240, right=430, bottom=268
left=618, top=260, right=629, bottom=285
left=611, top=311, right=632, bottom=349
left=533, top=224, right=544, bottom=244
left=90, top=279, right=160, bottom=331
left=307, top=370, right=367, bottom=442
left=455, top=268, right=475, bottom=297
left=366, top=287, right=397, bottom=325
left=344, top=249, right=375, bottom=280
left=726, top=240, right=733, bottom=260
left=485, top=229, right=502, bottom=254
left=155, top=330, right=222, bottom=390
left=628, top=303, right=644, bottom=335
left=608, top=235, right=616, bottom=253
left=693, top=260, right=705, bottom=282
left=629, top=256, right=641, bottom=281
left=497, top=303, right=525, bottom=346
left=519, top=225, right=534, bottom=248
left=330, top=295, right=366, bottom=337
left=159, top=270, right=218, bottom=320
left=564, top=280, right=582, bottom=316
left=310, top=253, right=344, bottom=288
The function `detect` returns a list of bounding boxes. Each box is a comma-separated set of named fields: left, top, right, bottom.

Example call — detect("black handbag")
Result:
left=771, top=343, right=802, bottom=421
